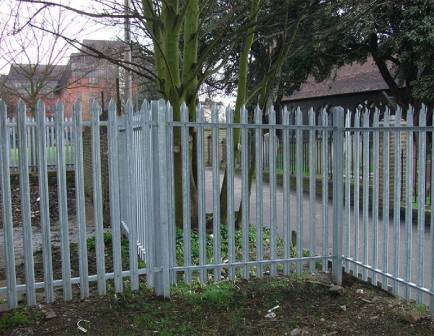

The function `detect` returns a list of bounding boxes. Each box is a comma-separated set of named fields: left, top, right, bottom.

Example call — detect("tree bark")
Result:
left=369, top=33, right=410, bottom=108
left=220, top=0, right=262, bottom=226
left=182, top=0, right=199, bottom=227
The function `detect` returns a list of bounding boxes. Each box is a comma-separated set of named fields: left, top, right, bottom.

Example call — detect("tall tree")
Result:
left=0, top=4, right=83, bottom=114
left=316, top=0, right=434, bottom=109
left=18, top=0, right=275, bottom=227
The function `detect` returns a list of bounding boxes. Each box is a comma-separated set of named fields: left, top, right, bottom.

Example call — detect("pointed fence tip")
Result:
left=16, top=98, right=25, bottom=110
left=254, top=105, right=262, bottom=123
left=295, top=106, right=302, bottom=116
left=373, top=106, right=380, bottom=119
left=140, top=99, right=149, bottom=112
left=125, top=98, right=133, bottom=107
left=196, top=103, right=203, bottom=122
left=0, top=99, right=6, bottom=114
left=240, top=105, right=248, bottom=123
left=181, top=101, right=188, bottom=115
left=211, top=103, right=219, bottom=122
left=225, top=105, right=233, bottom=123
left=16, top=98, right=24, bottom=105
left=55, top=99, right=64, bottom=113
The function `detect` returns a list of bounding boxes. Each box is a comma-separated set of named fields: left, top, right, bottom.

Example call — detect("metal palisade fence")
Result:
left=6, top=115, right=74, bottom=172
left=0, top=98, right=433, bottom=314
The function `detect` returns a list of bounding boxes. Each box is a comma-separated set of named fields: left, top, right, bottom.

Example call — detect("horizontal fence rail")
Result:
left=0, top=99, right=147, bottom=309
left=6, top=116, right=75, bottom=172
left=0, top=98, right=433, bottom=315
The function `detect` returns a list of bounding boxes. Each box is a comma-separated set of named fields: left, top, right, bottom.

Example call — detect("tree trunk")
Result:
left=220, top=0, right=261, bottom=225
left=162, top=1, right=184, bottom=228
left=182, top=0, right=200, bottom=227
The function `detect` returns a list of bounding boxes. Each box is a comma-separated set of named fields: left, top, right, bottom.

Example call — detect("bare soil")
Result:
left=1, top=202, right=433, bottom=335
left=1, top=271, right=433, bottom=335
left=0, top=174, right=76, bottom=228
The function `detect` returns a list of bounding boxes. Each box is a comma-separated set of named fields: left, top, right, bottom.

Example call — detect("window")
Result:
left=71, top=62, right=79, bottom=71
left=88, top=71, right=98, bottom=85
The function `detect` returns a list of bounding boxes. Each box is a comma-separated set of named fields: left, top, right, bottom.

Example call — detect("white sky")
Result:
left=0, top=0, right=235, bottom=104
left=0, top=0, right=121, bottom=74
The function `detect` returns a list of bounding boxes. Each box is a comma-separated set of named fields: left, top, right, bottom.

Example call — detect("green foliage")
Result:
left=327, top=0, right=434, bottom=106
left=173, top=281, right=235, bottom=308
left=231, top=0, right=434, bottom=107
left=0, top=310, right=31, bottom=329
left=86, top=232, right=144, bottom=268
left=175, top=225, right=287, bottom=266
left=86, top=231, right=116, bottom=251
left=86, top=225, right=308, bottom=276
left=414, top=303, right=428, bottom=315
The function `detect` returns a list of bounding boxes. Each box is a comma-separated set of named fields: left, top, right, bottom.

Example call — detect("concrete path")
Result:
left=0, top=203, right=96, bottom=279
left=204, top=169, right=433, bottom=304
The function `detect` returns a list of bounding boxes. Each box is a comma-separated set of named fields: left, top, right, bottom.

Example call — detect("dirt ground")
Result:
left=1, top=271, right=433, bottom=335
left=0, top=174, right=76, bottom=229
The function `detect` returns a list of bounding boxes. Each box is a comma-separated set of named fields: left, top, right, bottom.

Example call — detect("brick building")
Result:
left=1, top=39, right=140, bottom=119
left=282, top=57, right=402, bottom=115
left=2, top=63, right=67, bottom=116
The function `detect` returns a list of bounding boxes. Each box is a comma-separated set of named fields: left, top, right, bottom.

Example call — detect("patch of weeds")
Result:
left=173, top=280, right=235, bottom=308
left=86, top=232, right=145, bottom=268
left=172, top=282, right=202, bottom=305
left=414, top=303, right=428, bottom=315
left=175, top=225, right=286, bottom=266
left=0, top=310, right=31, bottom=329
left=257, top=272, right=310, bottom=292
left=202, top=281, right=235, bottom=307
left=289, top=271, right=311, bottom=283
left=159, top=319, right=193, bottom=336
left=86, top=231, right=113, bottom=251
left=132, top=313, right=155, bottom=329
left=258, top=277, right=291, bottom=291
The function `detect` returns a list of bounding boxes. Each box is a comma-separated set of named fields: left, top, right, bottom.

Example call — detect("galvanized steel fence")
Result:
left=6, top=115, right=74, bottom=172
left=1, top=98, right=433, bottom=314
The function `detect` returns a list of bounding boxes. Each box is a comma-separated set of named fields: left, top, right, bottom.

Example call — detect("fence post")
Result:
left=151, top=100, right=171, bottom=297
left=332, top=106, right=344, bottom=285
left=0, top=100, right=17, bottom=309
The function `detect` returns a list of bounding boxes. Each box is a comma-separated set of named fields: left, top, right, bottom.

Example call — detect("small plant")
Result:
left=201, top=281, right=235, bottom=307
left=0, top=310, right=31, bottom=329
left=173, top=280, right=235, bottom=308
left=87, top=231, right=113, bottom=251
left=414, top=303, right=427, bottom=315
left=175, top=225, right=286, bottom=266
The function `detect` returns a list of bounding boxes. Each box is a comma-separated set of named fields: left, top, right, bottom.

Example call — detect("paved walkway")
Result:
left=204, top=170, right=433, bottom=304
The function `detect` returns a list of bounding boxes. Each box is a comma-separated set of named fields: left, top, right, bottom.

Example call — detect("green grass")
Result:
left=86, top=232, right=146, bottom=268
left=175, top=224, right=297, bottom=267
left=0, top=310, right=32, bottom=329
left=414, top=303, right=428, bottom=315
left=85, top=224, right=308, bottom=276
left=172, top=281, right=236, bottom=307
left=9, top=145, right=74, bottom=165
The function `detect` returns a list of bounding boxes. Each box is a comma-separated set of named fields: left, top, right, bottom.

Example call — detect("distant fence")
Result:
left=6, top=116, right=75, bottom=172
left=1, top=98, right=433, bottom=315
